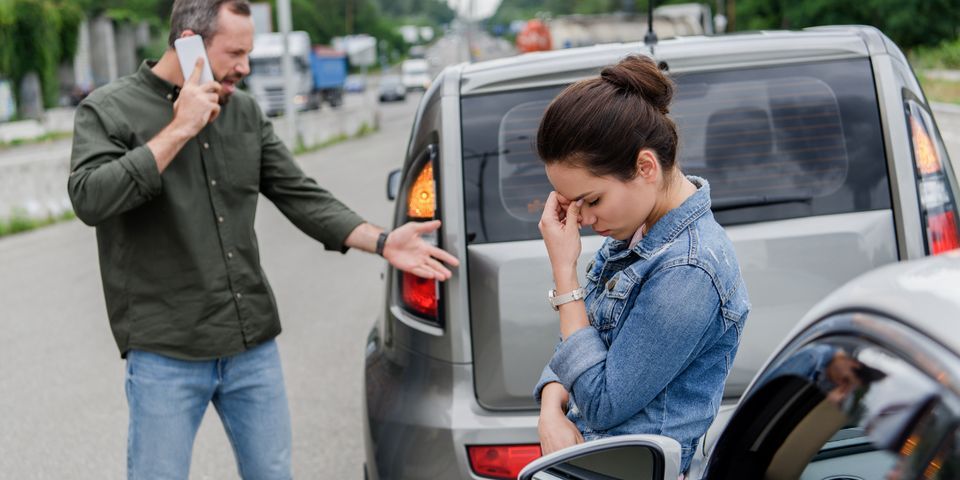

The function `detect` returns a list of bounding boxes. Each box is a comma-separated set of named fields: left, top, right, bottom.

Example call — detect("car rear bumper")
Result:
left=363, top=326, right=539, bottom=480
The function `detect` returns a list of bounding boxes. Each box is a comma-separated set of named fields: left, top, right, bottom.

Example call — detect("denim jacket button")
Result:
left=607, top=277, right=618, bottom=291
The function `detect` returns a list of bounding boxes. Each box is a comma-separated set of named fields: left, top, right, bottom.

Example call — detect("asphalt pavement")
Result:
left=0, top=91, right=422, bottom=479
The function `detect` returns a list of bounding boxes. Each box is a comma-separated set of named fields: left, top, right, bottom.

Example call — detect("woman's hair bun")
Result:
left=600, top=55, right=674, bottom=114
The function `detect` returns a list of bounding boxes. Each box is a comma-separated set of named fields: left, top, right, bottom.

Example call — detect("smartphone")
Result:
left=174, top=35, right=214, bottom=84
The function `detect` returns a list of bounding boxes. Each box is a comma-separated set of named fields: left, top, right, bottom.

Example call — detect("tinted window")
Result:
left=706, top=335, right=954, bottom=480
left=461, top=58, right=890, bottom=244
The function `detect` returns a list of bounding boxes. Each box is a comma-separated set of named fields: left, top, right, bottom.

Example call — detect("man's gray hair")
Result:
left=167, top=0, right=251, bottom=48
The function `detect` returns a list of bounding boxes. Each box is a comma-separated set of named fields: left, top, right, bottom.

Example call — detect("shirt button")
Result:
left=227, top=251, right=234, bottom=259
left=203, top=142, right=210, bottom=149
left=235, top=292, right=243, bottom=299
left=211, top=179, right=217, bottom=187
left=218, top=216, right=224, bottom=223
left=166, top=93, right=173, bottom=101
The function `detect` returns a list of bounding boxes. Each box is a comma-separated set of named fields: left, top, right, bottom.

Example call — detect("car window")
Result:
left=705, top=334, right=954, bottom=480
left=461, top=58, right=890, bottom=244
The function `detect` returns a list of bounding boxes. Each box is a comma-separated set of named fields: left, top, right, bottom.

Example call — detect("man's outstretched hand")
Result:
left=384, top=220, right=460, bottom=280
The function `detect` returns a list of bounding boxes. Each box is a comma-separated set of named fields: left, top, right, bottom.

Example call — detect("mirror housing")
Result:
left=518, top=435, right=682, bottom=480
left=386, top=169, right=402, bottom=201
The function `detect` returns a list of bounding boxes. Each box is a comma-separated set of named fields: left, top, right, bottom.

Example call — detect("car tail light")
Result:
left=407, top=162, right=436, bottom=219
left=467, top=444, right=542, bottom=480
left=402, top=271, right=438, bottom=317
left=398, top=145, right=442, bottom=324
left=906, top=101, right=960, bottom=255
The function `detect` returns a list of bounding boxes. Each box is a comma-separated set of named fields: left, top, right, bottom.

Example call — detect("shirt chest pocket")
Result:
left=588, top=272, right=637, bottom=331
left=219, top=132, right=261, bottom=189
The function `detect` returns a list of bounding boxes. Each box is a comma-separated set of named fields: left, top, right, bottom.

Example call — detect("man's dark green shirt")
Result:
left=68, top=61, right=365, bottom=360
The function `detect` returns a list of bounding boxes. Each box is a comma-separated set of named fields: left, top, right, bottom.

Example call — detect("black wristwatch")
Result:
left=376, top=231, right=390, bottom=257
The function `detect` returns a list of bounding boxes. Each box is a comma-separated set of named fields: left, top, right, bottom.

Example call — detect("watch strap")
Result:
left=549, top=287, right=587, bottom=311
left=376, top=231, right=390, bottom=257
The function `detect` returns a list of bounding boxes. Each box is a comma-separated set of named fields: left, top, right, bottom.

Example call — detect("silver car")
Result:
left=520, top=250, right=960, bottom=480
left=364, top=26, right=960, bottom=479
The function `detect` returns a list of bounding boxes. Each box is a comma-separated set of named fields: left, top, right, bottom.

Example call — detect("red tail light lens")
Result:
left=927, top=211, right=960, bottom=255
left=467, top=444, right=542, bottom=480
left=906, top=101, right=960, bottom=255
left=401, top=272, right=438, bottom=318
left=398, top=146, right=442, bottom=323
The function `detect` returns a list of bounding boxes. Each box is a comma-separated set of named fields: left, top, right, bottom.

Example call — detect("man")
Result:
left=67, top=1, right=458, bottom=478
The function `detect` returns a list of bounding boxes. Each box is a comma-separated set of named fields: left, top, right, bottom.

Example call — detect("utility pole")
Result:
left=278, top=0, right=298, bottom=149
left=346, top=0, right=353, bottom=35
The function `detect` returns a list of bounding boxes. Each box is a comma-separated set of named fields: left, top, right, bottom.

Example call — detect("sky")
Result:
left=447, top=0, right=502, bottom=19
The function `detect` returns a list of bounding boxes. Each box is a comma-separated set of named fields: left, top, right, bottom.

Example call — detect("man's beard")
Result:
left=217, top=73, right=243, bottom=105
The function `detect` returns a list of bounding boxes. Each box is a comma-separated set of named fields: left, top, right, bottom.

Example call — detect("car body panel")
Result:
left=525, top=253, right=960, bottom=480
left=364, top=26, right=957, bottom=480
left=470, top=210, right=898, bottom=410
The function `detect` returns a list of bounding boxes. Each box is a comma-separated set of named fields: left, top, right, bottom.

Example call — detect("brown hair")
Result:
left=167, top=0, right=251, bottom=48
left=536, top=55, right=679, bottom=182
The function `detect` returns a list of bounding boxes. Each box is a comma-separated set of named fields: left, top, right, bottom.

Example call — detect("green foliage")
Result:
left=0, top=0, right=83, bottom=109
left=911, top=37, right=960, bottom=70
left=76, top=0, right=170, bottom=23
left=734, top=0, right=960, bottom=49
left=488, top=0, right=689, bottom=31
left=379, top=0, right=456, bottom=26
left=0, top=208, right=76, bottom=238
left=6, top=208, right=36, bottom=234
left=489, top=0, right=960, bottom=50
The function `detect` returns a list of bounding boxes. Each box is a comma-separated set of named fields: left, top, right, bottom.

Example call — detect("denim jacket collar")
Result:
left=603, top=175, right=712, bottom=261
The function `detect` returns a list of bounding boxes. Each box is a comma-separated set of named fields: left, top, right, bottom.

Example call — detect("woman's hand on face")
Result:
left=539, top=191, right=583, bottom=276
left=538, top=408, right=585, bottom=455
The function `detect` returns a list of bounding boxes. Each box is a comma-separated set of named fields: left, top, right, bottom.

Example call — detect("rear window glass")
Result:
left=461, top=58, right=891, bottom=244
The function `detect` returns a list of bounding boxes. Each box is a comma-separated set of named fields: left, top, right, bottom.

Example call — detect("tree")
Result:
left=0, top=0, right=83, bottom=110
left=734, top=0, right=960, bottom=49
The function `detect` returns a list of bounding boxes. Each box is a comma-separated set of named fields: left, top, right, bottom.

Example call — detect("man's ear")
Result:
left=635, top=149, right=660, bottom=183
left=180, top=29, right=196, bottom=39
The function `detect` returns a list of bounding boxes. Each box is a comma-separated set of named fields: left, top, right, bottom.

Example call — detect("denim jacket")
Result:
left=534, top=176, right=750, bottom=472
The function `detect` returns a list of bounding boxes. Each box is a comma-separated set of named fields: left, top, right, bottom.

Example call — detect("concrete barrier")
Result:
left=0, top=101, right=379, bottom=223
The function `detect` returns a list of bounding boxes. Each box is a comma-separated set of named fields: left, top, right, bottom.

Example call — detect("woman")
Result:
left=534, top=55, right=750, bottom=474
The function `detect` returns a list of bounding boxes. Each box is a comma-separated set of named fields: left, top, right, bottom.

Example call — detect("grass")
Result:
left=0, top=131, right=73, bottom=150
left=292, top=121, right=378, bottom=156
left=917, top=73, right=960, bottom=105
left=910, top=38, right=960, bottom=70
left=0, top=209, right=76, bottom=238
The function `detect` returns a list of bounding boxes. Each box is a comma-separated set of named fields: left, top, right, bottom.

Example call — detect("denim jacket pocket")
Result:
left=591, top=272, right=637, bottom=331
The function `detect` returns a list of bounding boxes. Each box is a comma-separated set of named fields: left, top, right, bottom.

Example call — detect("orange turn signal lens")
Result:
left=910, top=116, right=942, bottom=176
left=407, top=163, right=435, bottom=219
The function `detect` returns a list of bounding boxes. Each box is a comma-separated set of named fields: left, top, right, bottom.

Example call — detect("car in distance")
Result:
left=401, top=58, right=432, bottom=91
left=378, top=75, right=406, bottom=103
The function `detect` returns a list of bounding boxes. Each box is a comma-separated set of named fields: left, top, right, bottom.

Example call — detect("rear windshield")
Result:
left=461, top=58, right=891, bottom=244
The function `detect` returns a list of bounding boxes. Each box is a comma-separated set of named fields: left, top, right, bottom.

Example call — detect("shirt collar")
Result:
left=603, top=175, right=713, bottom=260
left=136, top=60, right=181, bottom=102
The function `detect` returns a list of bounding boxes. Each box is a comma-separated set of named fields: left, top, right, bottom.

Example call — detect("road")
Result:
left=0, top=91, right=422, bottom=479
left=1, top=40, right=960, bottom=478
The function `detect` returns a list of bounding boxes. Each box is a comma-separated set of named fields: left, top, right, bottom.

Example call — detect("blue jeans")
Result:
left=125, top=340, right=292, bottom=479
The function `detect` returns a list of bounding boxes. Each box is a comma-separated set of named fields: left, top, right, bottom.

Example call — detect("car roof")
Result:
left=458, top=26, right=892, bottom=96
left=798, top=251, right=960, bottom=353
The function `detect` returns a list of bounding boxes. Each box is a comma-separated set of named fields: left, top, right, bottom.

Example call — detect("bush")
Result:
left=911, top=38, right=960, bottom=70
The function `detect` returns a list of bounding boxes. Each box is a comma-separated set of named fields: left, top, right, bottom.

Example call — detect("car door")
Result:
left=703, top=311, right=960, bottom=480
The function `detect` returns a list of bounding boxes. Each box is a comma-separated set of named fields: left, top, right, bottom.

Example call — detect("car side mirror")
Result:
left=518, top=435, right=682, bottom=480
left=387, top=169, right=402, bottom=201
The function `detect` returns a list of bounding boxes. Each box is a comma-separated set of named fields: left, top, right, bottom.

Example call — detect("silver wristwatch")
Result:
left=548, top=287, right=587, bottom=311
